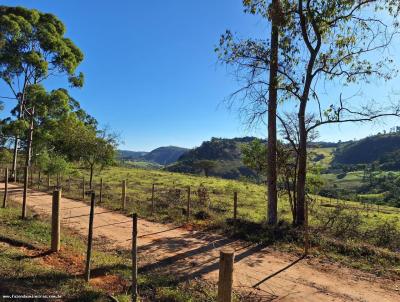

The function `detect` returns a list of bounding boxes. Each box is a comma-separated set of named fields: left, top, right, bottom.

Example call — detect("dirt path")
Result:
left=2, top=184, right=399, bottom=301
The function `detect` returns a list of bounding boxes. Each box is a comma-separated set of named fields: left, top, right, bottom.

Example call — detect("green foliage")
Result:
left=241, top=139, right=267, bottom=178
left=0, top=6, right=86, bottom=174
left=359, top=171, right=400, bottom=207
left=35, top=150, right=70, bottom=175
left=0, top=84, right=100, bottom=176
left=0, top=148, right=12, bottom=165
left=193, top=160, right=217, bottom=177
left=0, top=6, right=84, bottom=88
left=74, top=128, right=117, bottom=171
left=52, top=118, right=118, bottom=186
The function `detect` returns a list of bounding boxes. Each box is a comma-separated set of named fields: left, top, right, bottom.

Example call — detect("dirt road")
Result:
left=2, top=184, right=399, bottom=301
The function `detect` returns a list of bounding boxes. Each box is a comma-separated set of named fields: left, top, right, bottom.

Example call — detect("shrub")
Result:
left=368, top=219, right=400, bottom=251
left=316, top=206, right=363, bottom=240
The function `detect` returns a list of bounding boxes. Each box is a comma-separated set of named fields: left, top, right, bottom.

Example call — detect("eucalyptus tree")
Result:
left=27, top=86, right=96, bottom=156
left=218, top=0, right=400, bottom=226
left=217, top=0, right=285, bottom=225
left=277, top=0, right=400, bottom=226
left=0, top=6, right=84, bottom=179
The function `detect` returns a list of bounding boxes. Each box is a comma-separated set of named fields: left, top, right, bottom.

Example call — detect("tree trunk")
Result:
left=11, top=136, right=19, bottom=182
left=285, top=177, right=296, bottom=223
left=295, top=102, right=307, bottom=226
left=22, top=107, right=35, bottom=219
left=25, top=108, right=34, bottom=168
left=11, top=101, right=24, bottom=181
left=267, top=0, right=280, bottom=225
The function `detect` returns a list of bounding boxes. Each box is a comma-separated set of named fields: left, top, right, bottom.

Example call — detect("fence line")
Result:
left=5, top=167, right=400, bottom=223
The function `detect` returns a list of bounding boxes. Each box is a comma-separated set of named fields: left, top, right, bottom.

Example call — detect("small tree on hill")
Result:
left=194, top=160, right=216, bottom=178
left=55, top=120, right=118, bottom=189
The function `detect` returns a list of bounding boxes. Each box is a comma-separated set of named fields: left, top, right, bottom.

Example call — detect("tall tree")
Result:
left=218, top=0, right=284, bottom=224
left=0, top=6, right=84, bottom=179
left=218, top=0, right=400, bottom=226
left=266, top=0, right=283, bottom=225
left=283, top=0, right=400, bottom=225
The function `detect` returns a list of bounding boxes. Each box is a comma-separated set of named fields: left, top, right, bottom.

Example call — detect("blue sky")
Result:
left=1, top=0, right=400, bottom=151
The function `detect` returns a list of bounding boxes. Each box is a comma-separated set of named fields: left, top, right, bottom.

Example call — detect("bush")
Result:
left=368, top=219, right=400, bottom=251
left=194, top=210, right=211, bottom=220
left=316, top=206, right=363, bottom=239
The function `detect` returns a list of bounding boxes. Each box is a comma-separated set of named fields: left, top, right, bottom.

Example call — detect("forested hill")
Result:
left=333, top=133, right=400, bottom=165
left=179, top=137, right=257, bottom=161
left=166, top=137, right=259, bottom=179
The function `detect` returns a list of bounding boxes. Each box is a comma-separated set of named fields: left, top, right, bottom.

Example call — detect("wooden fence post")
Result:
left=68, top=176, right=71, bottom=191
left=132, top=213, right=138, bottom=301
left=51, top=190, right=61, bottom=252
left=99, top=178, right=103, bottom=203
left=22, top=166, right=29, bottom=219
left=37, top=170, right=41, bottom=190
left=217, top=249, right=235, bottom=302
left=122, top=180, right=126, bottom=210
left=85, top=192, right=95, bottom=282
left=82, top=177, right=85, bottom=200
left=187, top=186, right=191, bottom=222
left=233, top=192, right=238, bottom=221
left=2, top=168, right=8, bottom=208
left=29, top=168, right=33, bottom=187
left=151, top=183, right=155, bottom=214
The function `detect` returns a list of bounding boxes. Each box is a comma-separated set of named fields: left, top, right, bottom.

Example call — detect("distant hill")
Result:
left=309, top=141, right=339, bottom=148
left=119, top=146, right=188, bottom=165
left=333, top=133, right=400, bottom=165
left=142, top=146, right=189, bottom=165
left=166, top=137, right=258, bottom=180
left=118, top=150, right=148, bottom=160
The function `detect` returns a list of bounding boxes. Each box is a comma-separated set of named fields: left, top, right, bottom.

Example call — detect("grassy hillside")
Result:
left=311, top=142, right=400, bottom=207
left=333, top=133, right=400, bottom=165
left=121, top=160, right=163, bottom=170
left=309, top=147, right=334, bottom=169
